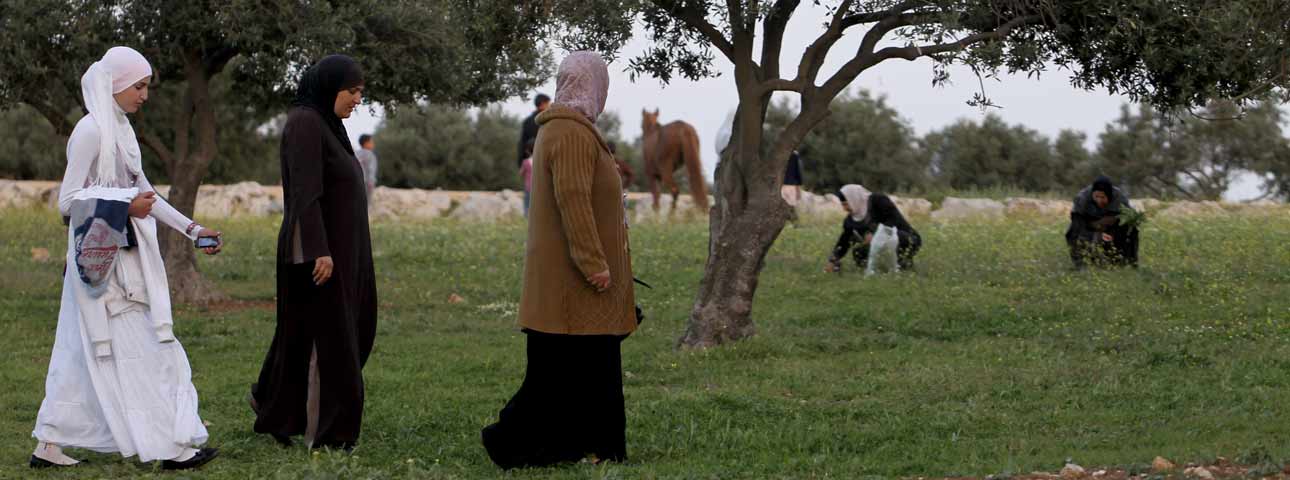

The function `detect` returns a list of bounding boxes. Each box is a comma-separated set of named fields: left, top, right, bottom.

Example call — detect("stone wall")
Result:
left=1, top=180, right=1284, bottom=222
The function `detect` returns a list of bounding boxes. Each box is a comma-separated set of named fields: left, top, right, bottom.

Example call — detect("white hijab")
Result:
left=553, top=51, right=610, bottom=122
left=840, top=184, right=871, bottom=221
left=714, top=108, right=736, bottom=156
left=81, top=46, right=152, bottom=187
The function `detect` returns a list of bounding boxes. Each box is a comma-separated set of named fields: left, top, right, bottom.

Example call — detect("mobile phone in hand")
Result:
left=195, top=236, right=220, bottom=249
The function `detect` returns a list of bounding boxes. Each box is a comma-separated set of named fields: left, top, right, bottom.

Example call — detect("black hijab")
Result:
left=293, top=54, right=364, bottom=155
left=1076, top=175, right=1129, bottom=217
left=867, top=193, right=914, bottom=233
left=1091, top=175, right=1114, bottom=199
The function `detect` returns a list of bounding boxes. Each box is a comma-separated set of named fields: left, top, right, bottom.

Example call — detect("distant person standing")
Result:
left=780, top=150, right=804, bottom=223
left=519, top=138, right=535, bottom=217
left=356, top=134, right=378, bottom=201
left=781, top=150, right=803, bottom=206
left=517, top=93, right=551, bottom=167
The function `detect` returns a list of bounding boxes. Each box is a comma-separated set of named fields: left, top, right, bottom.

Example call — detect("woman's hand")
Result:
left=197, top=228, right=223, bottom=255
left=313, top=256, right=334, bottom=285
left=1101, top=233, right=1114, bottom=242
left=128, top=191, right=156, bottom=218
left=863, top=233, right=874, bottom=245
left=587, top=270, right=611, bottom=292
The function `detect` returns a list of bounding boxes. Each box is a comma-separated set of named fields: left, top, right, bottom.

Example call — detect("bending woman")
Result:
left=1066, top=175, right=1139, bottom=269
left=826, top=185, right=922, bottom=272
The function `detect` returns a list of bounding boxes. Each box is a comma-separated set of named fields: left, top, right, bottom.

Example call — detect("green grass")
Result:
left=2, top=208, right=1289, bottom=479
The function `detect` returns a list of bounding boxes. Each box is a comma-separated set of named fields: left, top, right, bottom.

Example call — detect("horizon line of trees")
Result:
left=4, top=91, right=1288, bottom=201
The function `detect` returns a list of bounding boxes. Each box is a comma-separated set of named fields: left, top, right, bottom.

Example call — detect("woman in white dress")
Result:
left=29, top=46, right=222, bottom=470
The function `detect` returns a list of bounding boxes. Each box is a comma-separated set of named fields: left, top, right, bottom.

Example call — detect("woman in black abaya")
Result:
left=250, top=54, right=378, bottom=450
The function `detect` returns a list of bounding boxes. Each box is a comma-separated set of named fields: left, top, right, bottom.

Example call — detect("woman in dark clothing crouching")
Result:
left=1066, top=175, right=1139, bottom=269
left=825, top=184, right=923, bottom=273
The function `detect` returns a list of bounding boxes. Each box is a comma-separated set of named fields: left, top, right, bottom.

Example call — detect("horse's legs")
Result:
left=661, top=164, right=681, bottom=216
left=649, top=175, right=661, bottom=212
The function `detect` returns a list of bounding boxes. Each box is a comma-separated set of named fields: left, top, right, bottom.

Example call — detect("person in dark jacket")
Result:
left=781, top=150, right=803, bottom=204
left=517, top=93, right=551, bottom=167
left=826, top=184, right=922, bottom=272
left=1065, top=175, right=1139, bottom=269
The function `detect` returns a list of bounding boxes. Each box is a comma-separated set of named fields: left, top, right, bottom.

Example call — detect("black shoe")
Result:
left=29, top=455, right=88, bottom=469
left=248, top=392, right=293, bottom=447
left=271, top=433, right=294, bottom=447
left=161, top=448, right=219, bottom=470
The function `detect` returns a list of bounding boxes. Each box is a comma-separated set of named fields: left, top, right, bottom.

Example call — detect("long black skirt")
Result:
left=482, top=330, right=626, bottom=469
left=252, top=261, right=370, bottom=449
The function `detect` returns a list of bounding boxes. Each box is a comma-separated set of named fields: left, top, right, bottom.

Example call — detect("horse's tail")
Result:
left=680, top=124, right=709, bottom=212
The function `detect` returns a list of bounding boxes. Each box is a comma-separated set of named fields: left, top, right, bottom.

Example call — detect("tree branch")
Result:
left=760, top=0, right=800, bottom=81
left=1157, top=175, right=1196, bottom=200
left=137, top=131, right=174, bottom=168
left=820, top=14, right=1042, bottom=99
left=185, top=53, right=219, bottom=170
left=726, top=0, right=745, bottom=34
left=872, top=14, right=1041, bottom=63
left=760, top=78, right=805, bottom=94
left=840, top=0, right=929, bottom=29
left=204, top=46, right=239, bottom=77
left=726, top=0, right=755, bottom=67
left=794, top=0, right=856, bottom=89
left=666, top=0, right=735, bottom=62
left=858, top=10, right=951, bottom=57
left=173, top=80, right=195, bottom=177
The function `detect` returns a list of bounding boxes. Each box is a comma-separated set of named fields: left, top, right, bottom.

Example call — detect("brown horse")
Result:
left=641, top=109, right=708, bottom=214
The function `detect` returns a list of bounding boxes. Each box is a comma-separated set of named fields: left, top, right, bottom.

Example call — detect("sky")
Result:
left=344, top=4, right=1266, bottom=201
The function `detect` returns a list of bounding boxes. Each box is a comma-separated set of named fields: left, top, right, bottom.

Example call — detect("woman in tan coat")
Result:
left=481, top=51, right=636, bottom=469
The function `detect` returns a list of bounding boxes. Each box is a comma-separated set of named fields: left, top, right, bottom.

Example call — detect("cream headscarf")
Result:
left=80, top=46, right=152, bottom=187
left=553, top=51, right=610, bottom=122
left=839, top=184, right=872, bottom=221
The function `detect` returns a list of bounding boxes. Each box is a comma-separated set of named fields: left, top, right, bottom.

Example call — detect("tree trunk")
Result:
left=677, top=121, right=794, bottom=348
left=158, top=51, right=227, bottom=304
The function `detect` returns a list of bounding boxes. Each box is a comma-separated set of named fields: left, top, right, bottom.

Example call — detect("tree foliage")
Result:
left=0, top=104, right=69, bottom=181
left=1094, top=102, right=1290, bottom=200
left=377, top=105, right=522, bottom=191
left=923, top=115, right=1059, bottom=192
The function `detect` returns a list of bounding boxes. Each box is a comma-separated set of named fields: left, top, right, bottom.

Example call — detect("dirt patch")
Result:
left=932, top=458, right=1290, bottom=480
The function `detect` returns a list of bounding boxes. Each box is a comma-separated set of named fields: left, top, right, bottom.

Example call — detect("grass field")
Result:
left=1, top=208, right=1289, bottom=479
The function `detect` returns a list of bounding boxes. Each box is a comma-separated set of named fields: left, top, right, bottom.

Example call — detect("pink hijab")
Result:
left=553, top=51, right=609, bottom=122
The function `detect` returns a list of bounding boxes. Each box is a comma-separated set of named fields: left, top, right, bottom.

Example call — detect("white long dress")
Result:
left=31, top=115, right=208, bottom=462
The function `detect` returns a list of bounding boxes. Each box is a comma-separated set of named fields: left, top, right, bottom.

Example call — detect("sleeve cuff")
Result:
left=155, top=324, right=176, bottom=343
left=183, top=222, right=203, bottom=241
